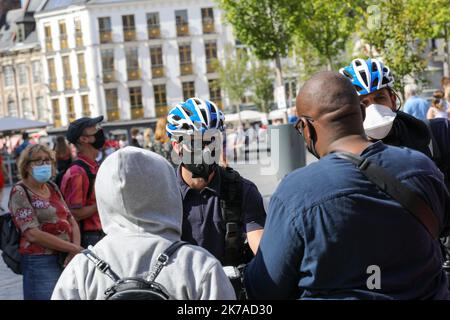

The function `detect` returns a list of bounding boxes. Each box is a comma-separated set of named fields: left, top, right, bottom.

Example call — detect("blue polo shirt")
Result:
left=245, top=141, right=450, bottom=300
left=177, top=166, right=266, bottom=262
left=403, top=96, right=430, bottom=121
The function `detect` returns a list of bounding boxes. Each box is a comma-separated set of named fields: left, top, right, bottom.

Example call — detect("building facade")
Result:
left=35, top=0, right=233, bottom=128
left=0, top=1, right=50, bottom=122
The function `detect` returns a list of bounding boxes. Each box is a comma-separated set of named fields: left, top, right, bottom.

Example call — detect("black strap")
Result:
left=82, top=241, right=188, bottom=284
left=69, top=160, right=96, bottom=233
left=70, top=160, right=96, bottom=200
left=219, top=167, right=244, bottom=266
left=335, top=152, right=440, bottom=240
left=82, top=246, right=121, bottom=283
left=17, top=183, right=33, bottom=206
left=146, top=241, right=188, bottom=283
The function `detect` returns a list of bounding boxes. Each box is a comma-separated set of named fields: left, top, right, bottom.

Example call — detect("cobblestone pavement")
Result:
left=0, top=150, right=316, bottom=300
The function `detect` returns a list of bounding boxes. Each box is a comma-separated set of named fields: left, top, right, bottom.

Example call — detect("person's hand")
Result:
left=63, top=252, right=77, bottom=267
left=64, top=246, right=84, bottom=267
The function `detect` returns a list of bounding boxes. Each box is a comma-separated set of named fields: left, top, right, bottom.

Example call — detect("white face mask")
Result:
left=363, top=104, right=397, bottom=140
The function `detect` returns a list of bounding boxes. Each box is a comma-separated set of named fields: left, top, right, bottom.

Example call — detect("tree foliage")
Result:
left=355, top=0, right=436, bottom=92
left=250, top=62, right=274, bottom=113
left=294, top=0, right=361, bottom=70
left=213, top=46, right=251, bottom=112
left=217, top=0, right=301, bottom=60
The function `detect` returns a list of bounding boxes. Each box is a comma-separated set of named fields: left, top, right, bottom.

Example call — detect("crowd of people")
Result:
left=2, top=57, right=450, bottom=300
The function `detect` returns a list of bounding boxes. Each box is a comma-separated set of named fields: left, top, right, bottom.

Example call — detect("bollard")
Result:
left=269, top=124, right=306, bottom=180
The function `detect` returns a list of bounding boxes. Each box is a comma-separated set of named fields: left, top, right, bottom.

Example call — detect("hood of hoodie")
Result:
left=95, top=146, right=182, bottom=240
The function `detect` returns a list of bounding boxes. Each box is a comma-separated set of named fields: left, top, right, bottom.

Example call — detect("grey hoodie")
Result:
left=51, top=147, right=236, bottom=300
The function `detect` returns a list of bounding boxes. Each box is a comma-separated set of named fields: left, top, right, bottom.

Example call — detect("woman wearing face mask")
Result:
left=8, top=144, right=82, bottom=300
left=340, top=58, right=434, bottom=158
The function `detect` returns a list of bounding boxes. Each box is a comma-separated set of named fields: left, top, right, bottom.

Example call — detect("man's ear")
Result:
left=389, top=90, right=398, bottom=110
left=172, top=141, right=181, bottom=153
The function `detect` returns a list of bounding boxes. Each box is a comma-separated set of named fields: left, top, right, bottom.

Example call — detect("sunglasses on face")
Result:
left=294, top=116, right=315, bottom=136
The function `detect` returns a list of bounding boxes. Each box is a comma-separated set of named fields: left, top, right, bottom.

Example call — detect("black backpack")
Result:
left=0, top=182, right=37, bottom=275
left=218, top=166, right=253, bottom=267
left=82, top=241, right=187, bottom=300
left=0, top=212, right=21, bottom=274
left=55, top=159, right=96, bottom=199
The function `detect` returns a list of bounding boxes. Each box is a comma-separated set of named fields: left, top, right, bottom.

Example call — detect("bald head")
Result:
left=297, top=71, right=360, bottom=120
left=296, top=71, right=367, bottom=154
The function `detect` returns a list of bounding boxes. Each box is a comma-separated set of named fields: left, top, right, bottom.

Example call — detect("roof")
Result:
left=26, top=0, right=45, bottom=12
left=0, top=8, right=22, bottom=53
left=0, top=117, right=50, bottom=133
left=42, top=0, right=88, bottom=12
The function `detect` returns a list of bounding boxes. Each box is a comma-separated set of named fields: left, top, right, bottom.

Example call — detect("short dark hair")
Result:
left=22, top=132, right=29, bottom=140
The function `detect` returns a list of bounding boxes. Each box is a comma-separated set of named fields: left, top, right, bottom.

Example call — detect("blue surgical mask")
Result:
left=31, top=165, right=52, bottom=183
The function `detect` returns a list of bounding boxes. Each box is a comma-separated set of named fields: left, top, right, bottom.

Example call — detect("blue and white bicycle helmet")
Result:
left=166, top=98, right=225, bottom=139
left=339, top=58, right=394, bottom=96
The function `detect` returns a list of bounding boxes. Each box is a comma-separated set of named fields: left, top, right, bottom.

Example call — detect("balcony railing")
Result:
left=107, top=109, right=120, bottom=121
left=131, top=106, right=144, bottom=119
left=206, top=60, right=216, bottom=73
left=45, top=39, right=53, bottom=52
left=60, top=35, right=68, bottom=50
left=64, top=77, right=73, bottom=90
left=103, top=70, right=116, bottom=83
left=75, top=32, right=83, bottom=47
left=155, top=105, right=168, bottom=118
left=49, top=78, right=57, bottom=92
left=212, top=99, right=223, bottom=110
left=53, top=115, right=62, bottom=128
left=202, top=21, right=215, bottom=34
left=180, top=63, right=193, bottom=75
left=67, top=112, right=76, bottom=123
left=148, top=26, right=160, bottom=39
left=176, top=23, right=189, bottom=37
left=127, top=67, right=141, bottom=81
left=79, top=73, right=87, bottom=88
left=151, top=65, right=164, bottom=78
left=123, top=27, right=136, bottom=41
left=82, top=109, right=91, bottom=117
left=100, top=31, right=112, bottom=43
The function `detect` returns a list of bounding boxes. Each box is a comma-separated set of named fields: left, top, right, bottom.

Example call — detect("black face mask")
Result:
left=304, top=121, right=321, bottom=159
left=180, top=144, right=218, bottom=180
left=91, top=130, right=106, bottom=150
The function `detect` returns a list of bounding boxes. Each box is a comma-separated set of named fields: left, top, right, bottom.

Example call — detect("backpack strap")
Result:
left=82, top=246, right=121, bottom=283
left=335, top=151, right=440, bottom=240
left=16, top=183, right=33, bottom=207
left=146, top=241, right=188, bottom=283
left=219, top=166, right=245, bottom=266
left=70, top=160, right=96, bottom=200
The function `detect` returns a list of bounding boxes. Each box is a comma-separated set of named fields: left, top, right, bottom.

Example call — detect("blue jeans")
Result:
left=21, top=254, right=62, bottom=300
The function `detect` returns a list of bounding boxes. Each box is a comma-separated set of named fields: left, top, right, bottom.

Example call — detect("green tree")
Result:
left=213, top=46, right=252, bottom=118
left=250, top=62, right=274, bottom=113
left=428, top=0, right=450, bottom=76
left=294, top=0, right=360, bottom=71
left=217, top=0, right=302, bottom=107
left=355, top=0, right=435, bottom=95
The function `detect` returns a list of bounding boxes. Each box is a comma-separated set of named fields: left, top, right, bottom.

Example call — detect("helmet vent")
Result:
left=372, top=62, right=378, bottom=72
left=360, top=72, right=368, bottom=85
left=182, top=106, right=193, bottom=116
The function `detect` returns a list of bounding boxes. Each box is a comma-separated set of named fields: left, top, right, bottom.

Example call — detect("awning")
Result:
left=224, top=110, right=267, bottom=123
left=0, top=117, right=50, bottom=133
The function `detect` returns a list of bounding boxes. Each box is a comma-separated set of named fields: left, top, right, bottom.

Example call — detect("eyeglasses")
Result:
left=29, top=158, right=52, bottom=166
left=294, top=116, right=315, bottom=136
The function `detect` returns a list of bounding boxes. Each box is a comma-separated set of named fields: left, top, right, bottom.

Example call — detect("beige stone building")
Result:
left=0, top=1, right=50, bottom=123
